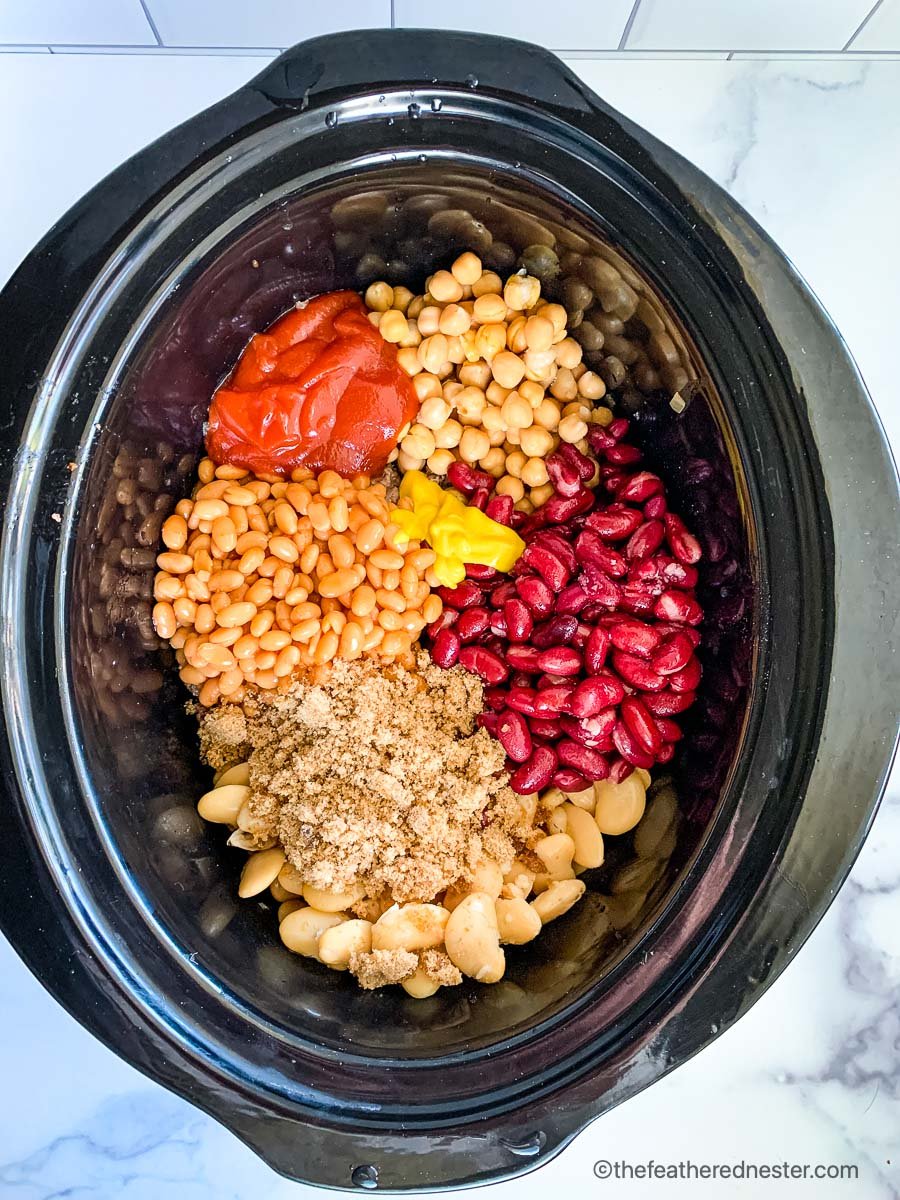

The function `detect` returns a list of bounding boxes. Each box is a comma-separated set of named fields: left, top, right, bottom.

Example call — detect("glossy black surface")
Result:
left=0, top=29, right=898, bottom=1191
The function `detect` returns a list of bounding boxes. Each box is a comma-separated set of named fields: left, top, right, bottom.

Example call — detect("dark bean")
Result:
left=573, top=320, right=604, bottom=352
left=600, top=356, right=627, bottom=389
left=563, top=279, right=593, bottom=313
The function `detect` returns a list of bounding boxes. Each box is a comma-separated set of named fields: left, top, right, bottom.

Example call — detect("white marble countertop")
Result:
left=0, top=50, right=898, bottom=1200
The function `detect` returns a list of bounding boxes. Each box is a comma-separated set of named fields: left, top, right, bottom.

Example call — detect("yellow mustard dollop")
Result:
left=391, top=471, right=525, bottom=587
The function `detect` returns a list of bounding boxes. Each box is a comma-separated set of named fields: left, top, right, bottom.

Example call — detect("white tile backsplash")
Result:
left=851, top=0, right=900, bottom=48
left=625, top=0, right=875, bottom=51
left=146, top=0, right=389, bottom=48
left=393, top=0, right=637, bottom=50
left=0, top=0, right=155, bottom=45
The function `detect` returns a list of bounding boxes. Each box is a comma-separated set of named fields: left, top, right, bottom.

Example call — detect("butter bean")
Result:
left=238, top=847, right=285, bottom=898
left=371, top=903, right=450, bottom=951
left=531, top=879, right=586, bottom=924
left=318, top=919, right=373, bottom=969
left=280, top=907, right=347, bottom=958
left=495, top=897, right=542, bottom=944
left=444, top=892, right=505, bottom=983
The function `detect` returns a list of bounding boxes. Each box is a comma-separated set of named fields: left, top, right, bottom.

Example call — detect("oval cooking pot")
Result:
left=0, top=29, right=897, bottom=1192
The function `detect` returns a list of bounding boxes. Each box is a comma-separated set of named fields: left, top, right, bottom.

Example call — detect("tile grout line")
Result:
left=137, top=0, right=163, bottom=46
left=843, top=0, right=885, bottom=49
left=617, top=0, right=644, bottom=50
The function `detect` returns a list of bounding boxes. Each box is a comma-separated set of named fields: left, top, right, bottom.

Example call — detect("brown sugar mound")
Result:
left=350, top=949, right=418, bottom=989
left=197, top=652, right=529, bottom=904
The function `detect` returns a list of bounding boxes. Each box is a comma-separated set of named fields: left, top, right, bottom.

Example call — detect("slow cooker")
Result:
left=0, top=29, right=897, bottom=1192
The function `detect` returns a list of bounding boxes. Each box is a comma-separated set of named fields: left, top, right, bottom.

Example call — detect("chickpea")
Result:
left=558, top=414, right=589, bottom=444
left=365, top=281, right=393, bottom=312
left=500, top=393, right=533, bottom=430
left=427, top=449, right=455, bottom=476
left=378, top=309, right=408, bottom=343
left=455, top=386, right=487, bottom=425
left=550, top=367, right=578, bottom=402
left=555, top=337, right=583, bottom=369
left=540, top=302, right=568, bottom=334
left=400, top=318, right=422, bottom=347
left=505, top=450, right=527, bottom=479
left=418, top=333, right=448, bottom=373
left=492, top=351, right=526, bottom=390
left=524, top=314, right=554, bottom=352
left=392, top=285, right=413, bottom=313
left=433, top=419, right=463, bottom=449
left=481, top=404, right=507, bottom=434
left=533, top=398, right=562, bottom=430
left=401, top=424, right=437, bottom=460
left=473, top=293, right=507, bottom=324
left=480, top=446, right=508, bottom=478
left=416, top=305, right=442, bottom=336
left=503, top=273, right=541, bottom=312
left=412, top=372, right=443, bottom=403
left=459, top=361, right=492, bottom=390
left=418, top=394, right=453, bottom=430
left=485, top=380, right=510, bottom=406
left=397, top=449, right=424, bottom=472
left=430, top=269, right=464, bottom=303
left=439, top=303, right=471, bottom=336
left=396, top=347, right=422, bottom=376
left=459, top=427, right=491, bottom=463
left=578, top=370, right=606, bottom=400
left=443, top=380, right=464, bottom=402
left=523, top=347, right=557, bottom=383
left=519, top=426, right=555, bottom=458
left=504, top=427, right=521, bottom=447
left=519, top=379, right=545, bottom=407
left=506, top=315, right=528, bottom=353
left=530, top=481, right=554, bottom=507
left=451, top=251, right=483, bottom=286
left=475, top=323, right=507, bottom=361
left=487, top=428, right=507, bottom=447
left=495, top=475, right=525, bottom=502
left=472, top=270, right=503, bottom=297
left=521, top=456, right=550, bottom=488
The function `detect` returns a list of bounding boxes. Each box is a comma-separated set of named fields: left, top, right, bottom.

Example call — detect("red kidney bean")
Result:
left=537, top=672, right=572, bottom=688
left=621, top=696, right=663, bottom=756
left=510, top=509, right=528, bottom=530
left=583, top=506, right=643, bottom=541
left=509, top=745, right=557, bottom=794
left=608, top=618, right=663, bottom=660
left=558, top=442, right=595, bottom=481
left=503, top=598, right=534, bottom=643
left=521, top=544, right=570, bottom=590
left=600, top=468, right=627, bottom=493
left=437, top=581, right=483, bottom=609
left=497, top=709, right=532, bottom=763
left=608, top=417, right=629, bottom=439
left=552, top=767, right=591, bottom=792
left=660, top=558, right=699, bottom=589
left=654, top=590, right=703, bottom=625
left=557, top=740, right=610, bottom=780
left=447, top=461, right=493, bottom=495
left=545, top=454, right=583, bottom=498
left=458, top=645, right=509, bottom=685
left=643, top=494, right=667, bottom=519
left=611, top=650, right=667, bottom=691
left=506, top=686, right=538, bottom=716
left=510, top=670, right=533, bottom=689
left=470, top=487, right=490, bottom=511
left=617, top=471, right=664, bottom=503
left=532, top=685, right=574, bottom=716
left=610, top=756, right=634, bottom=784
left=655, top=717, right=683, bottom=742
left=490, top=610, right=509, bottom=638
left=556, top=584, right=589, bottom=614
left=485, top=494, right=514, bottom=526
left=534, top=530, right=578, bottom=575
left=571, top=622, right=591, bottom=650
left=575, top=530, right=628, bottom=577
left=515, top=575, right=554, bottom=617
left=431, top=627, right=461, bottom=668
left=466, top=564, right=501, bottom=584
left=561, top=715, right=615, bottom=751
left=656, top=742, right=676, bottom=764
left=536, top=646, right=582, bottom=676
left=643, top=689, right=697, bottom=716
left=456, top=606, right=491, bottom=642
left=530, top=715, right=566, bottom=740
left=669, top=655, right=702, bottom=692
left=620, top=584, right=658, bottom=616
left=612, top=720, right=655, bottom=768
left=491, top=580, right=519, bottom=607
left=651, top=632, right=696, bottom=675
left=568, top=675, right=624, bottom=717
left=477, top=711, right=501, bottom=735
left=588, top=427, right=616, bottom=453
left=538, top=489, right=593, bottom=525
left=606, top=443, right=643, bottom=465
left=655, top=623, right=702, bottom=648
left=579, top=565, right=623, bottom=608
left=505, top=644, right=542, bottom=672
left=626, top=519, right=666, bottom=562
left=482, top=687, right=508, bottom=712
left=584, top=626, right=611, bottom=675
left=531, top=615, right=579, bottom=650
left=428, top=609, right=458, bottom=639
left=664, top=512, right=702, bottom=564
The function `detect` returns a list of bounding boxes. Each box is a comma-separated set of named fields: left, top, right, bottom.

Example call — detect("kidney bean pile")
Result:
left=428, top=417, right=703, bottom=795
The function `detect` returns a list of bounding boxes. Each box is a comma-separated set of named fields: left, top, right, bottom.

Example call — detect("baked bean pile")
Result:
left=365, top=253, right=612, bottom=514
left=196, top=762, right=651, bottom=995
left=153, top=460, right=442, bottom=703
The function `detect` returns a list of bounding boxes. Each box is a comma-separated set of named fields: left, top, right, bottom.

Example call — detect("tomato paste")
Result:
left=206, top=290, right=418, bottom=476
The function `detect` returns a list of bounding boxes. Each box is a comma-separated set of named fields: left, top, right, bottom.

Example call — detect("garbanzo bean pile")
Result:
left=152, top=250, right=697, bottom=996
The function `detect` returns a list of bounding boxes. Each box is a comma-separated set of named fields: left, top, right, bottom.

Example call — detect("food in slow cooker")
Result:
left=152, top=252, right=703, bottom=994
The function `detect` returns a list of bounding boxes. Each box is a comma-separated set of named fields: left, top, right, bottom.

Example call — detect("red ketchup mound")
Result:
left=427, top=425, right=704, bottom=792
left=206, top=290, right=418, bottom=477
